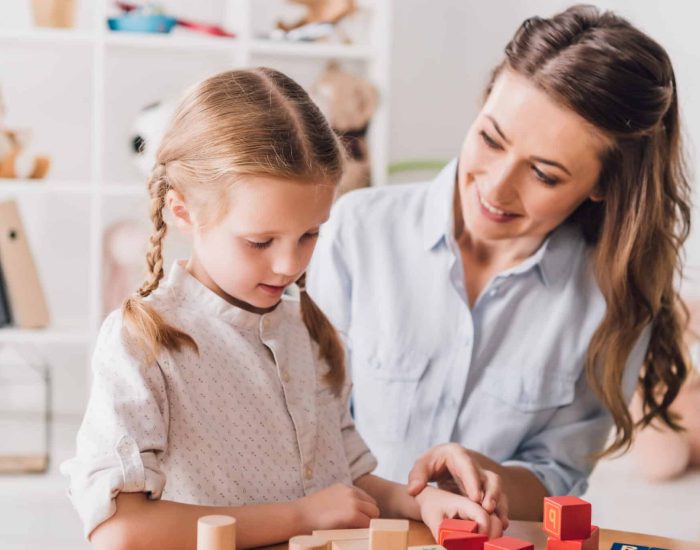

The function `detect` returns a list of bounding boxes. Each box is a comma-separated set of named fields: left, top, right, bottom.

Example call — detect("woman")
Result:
left=308, top=4, right=691, bottom=529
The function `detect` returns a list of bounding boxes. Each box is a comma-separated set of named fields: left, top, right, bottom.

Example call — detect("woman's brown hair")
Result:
left=122, top=67, right=346, bottom=394
left=485, top=5, right=692, bottom=455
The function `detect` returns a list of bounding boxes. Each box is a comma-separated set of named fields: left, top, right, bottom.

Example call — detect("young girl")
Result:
left=61, top=68, right=503, bottom=550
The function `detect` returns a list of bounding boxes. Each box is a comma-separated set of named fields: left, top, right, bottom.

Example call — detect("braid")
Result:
left=138, top=166, right=169, bottom=298
left=297, top=272, right=346, bottom=395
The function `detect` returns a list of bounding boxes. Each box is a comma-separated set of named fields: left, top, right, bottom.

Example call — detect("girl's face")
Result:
left=457, top=69, right=608, bottom=245
left=172, top=176, right=335, bottom=311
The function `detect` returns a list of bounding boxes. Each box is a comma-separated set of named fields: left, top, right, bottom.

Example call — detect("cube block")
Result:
left=442, top=533, right=488, bottom=550
left=543, top=496, right=592, bottom=540
left=545, top=526, right=599, bottom=550
left=610, top=545, right=650, bottom=550
left=484, top=536, right=534, bottom=550
left=369, top=519, right=409, bottom=550
left=438, top=519, right=478, bottom=545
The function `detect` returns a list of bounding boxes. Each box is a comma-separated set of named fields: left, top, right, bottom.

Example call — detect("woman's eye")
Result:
left=532, top=165, right=559, bottom=186
left=247, top=239, right=272, bottom=250
left=480, top=130, right=503, bottom=150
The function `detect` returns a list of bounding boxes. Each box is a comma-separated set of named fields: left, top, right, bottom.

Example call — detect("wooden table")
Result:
left=267, top=521, right=700, bottom=550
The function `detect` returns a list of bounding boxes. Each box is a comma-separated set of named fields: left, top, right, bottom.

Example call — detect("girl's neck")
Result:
left=184, top=257, right=279, bottom=315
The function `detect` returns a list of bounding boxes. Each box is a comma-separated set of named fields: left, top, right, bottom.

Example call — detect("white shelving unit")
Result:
left=0, top=0, right=392, bottom=415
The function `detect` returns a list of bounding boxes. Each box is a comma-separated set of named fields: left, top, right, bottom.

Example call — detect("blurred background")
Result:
left=0, top=1, right=698, bottom=548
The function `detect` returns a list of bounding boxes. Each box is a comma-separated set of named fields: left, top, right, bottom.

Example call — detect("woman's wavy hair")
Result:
left=121, top=68, right=346, bottom=394
left=485, top=5, right=692, bottom=456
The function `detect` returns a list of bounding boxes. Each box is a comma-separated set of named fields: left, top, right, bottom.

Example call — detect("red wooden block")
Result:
left=546, top=526, right=599, bottom=550
left=442, top=532, right=488, bottom=550
left=484, top=536, right=534, bottom=550
left=438, top=519, right=479, bottom=545
left=542, top=496, right=592, bottom=540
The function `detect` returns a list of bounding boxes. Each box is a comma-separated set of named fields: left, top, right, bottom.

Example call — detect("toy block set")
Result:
left=542, top=496, right=597, bottom=550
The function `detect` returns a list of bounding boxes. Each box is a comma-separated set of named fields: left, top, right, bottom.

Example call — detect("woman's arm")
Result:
left=92, top=483, right=381, bottom=550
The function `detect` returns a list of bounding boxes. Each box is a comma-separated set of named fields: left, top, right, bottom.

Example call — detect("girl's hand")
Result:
left=407, top=443, right=509, bottom=529
left=298, top=483, right=380, bottom=531
left=415, top=485, right=504, bottom=541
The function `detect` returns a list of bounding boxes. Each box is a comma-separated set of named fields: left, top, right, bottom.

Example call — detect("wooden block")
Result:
left=438, top=519, right=478, bottom=545
left=290, top=535, right=330, bottom=550
left=332, top=540, right=367, bottom=550
left=197, top=515, right=236, bottom=550
left=545, top=526, right=599, bottom=550
left=484, top=536, right=534, bottom=550
left=369, top=519, right=409, bottom=550
left=313, top=529, right=370, bottom=542
left=442, top=532, right=488, bottom=550
left=542, top=496, right=592, bottom=541
left=408, top=546, right=447, bottom=550
left=609, top=545, right=650, bottom=550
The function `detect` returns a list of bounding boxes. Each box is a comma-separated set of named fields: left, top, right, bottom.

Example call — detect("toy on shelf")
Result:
left=130, top=98, right=177, bottom=177
left=31, top=0, right=76, bottom=28
left=102, top=219, right=149, bottom=317
left=0, top=86, right=50, bottom=180
left=310, top=62, right=377, bottom=196
left=270, top=0, right=367, bottom=43
left=626, top=293, right=700, bottom=481
left=542, top=496, right=598, bottom=550
left=109, top=2, right=235, bottom=37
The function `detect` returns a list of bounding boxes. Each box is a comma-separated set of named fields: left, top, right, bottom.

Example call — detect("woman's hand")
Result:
left=298, top=483, right=381, bottom=531
left=407, top=443, right=509, bottom=529
left=415, top=485, right=504, bottom=540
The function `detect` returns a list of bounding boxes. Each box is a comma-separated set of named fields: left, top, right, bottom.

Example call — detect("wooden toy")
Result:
left=484, top=536, right=534, bottom=550
left=438, top=519, right=478, bottom=544
left=369, top=519, right=409, bottom=550
left=408, top=546, right=447, bottom=550
left=290, top=535, right=330, bottom=550
left=442, top=532, right=488, bottom=550
left=196, top=515, right=236, bottom=550
left=543, top=496, right=592, bottom=540
left=609, top=545, right=650, bottom=550
left=332, top=541, right=368, bottom=550
left=313, top=529, right=370, bottom=541
left=545, top=526, right=599, bottom=550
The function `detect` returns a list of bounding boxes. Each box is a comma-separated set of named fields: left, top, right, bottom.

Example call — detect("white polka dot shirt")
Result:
left=61, top=260, right=377, bottom=538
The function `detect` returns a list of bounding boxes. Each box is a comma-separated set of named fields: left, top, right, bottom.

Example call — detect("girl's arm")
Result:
left=91, top=483, right=381, bottom=550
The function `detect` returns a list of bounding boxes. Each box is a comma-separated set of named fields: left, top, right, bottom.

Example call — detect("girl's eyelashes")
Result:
left=480, top=130, right=503, bottom=150
left=247, top=239, right=272, bottom=250
left=531, top=165, right=559, bottom=186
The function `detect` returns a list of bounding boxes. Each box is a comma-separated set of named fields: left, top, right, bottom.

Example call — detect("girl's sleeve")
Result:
left=500, top=324, right=652, bottom=497
left=60, top=310, right=169, bottom=539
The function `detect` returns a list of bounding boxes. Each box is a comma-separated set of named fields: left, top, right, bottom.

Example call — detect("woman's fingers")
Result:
left=480, top=470, right=502, bottom=513
left=445, top=446, right=484, bottom=503
left=407, top=453, right=435, bottom=496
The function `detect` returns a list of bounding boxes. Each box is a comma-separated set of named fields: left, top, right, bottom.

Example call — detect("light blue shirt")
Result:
left=308, top=159, right=650, bottom=497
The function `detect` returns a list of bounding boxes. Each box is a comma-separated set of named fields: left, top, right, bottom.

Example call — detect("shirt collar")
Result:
left=420, top=158, right=583, bottom=287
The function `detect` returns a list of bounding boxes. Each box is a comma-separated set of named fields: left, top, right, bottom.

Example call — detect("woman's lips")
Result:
left=476, top=188, right=521, bottom=223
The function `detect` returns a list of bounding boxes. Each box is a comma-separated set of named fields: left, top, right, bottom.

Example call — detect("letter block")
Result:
left=484, top=537, right=534, bottom=550
left=545, top=526, right=599, bottom=550
left=609, top=545, right=650, bottom=550
left=438, top=519, right=478, bottom=545
left=442, top=533, right=488, bottom=550
left=543, top=496, right=592, bottom=540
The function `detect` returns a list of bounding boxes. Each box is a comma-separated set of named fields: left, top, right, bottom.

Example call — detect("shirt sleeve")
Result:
left=60, top=310, right=169, bottom=539
left=501, top=324, right=652, bottom=496
left=338, top=380, right=378, bottom=481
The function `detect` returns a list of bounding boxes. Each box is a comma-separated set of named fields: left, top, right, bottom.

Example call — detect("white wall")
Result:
left=388, top=0, right=700, bottom=285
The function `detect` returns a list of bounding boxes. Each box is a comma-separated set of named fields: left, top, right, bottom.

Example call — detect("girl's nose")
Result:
left=272, top=248, right=303, bottom=277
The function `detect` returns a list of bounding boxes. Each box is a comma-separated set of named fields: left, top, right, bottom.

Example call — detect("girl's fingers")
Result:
left=351, top=486, right=379, bottom=506
left=452, top=496, right=491, bottom=535
left=356, top=498, right=381, bottom=520
left=495, top=495, right=509, bottom=531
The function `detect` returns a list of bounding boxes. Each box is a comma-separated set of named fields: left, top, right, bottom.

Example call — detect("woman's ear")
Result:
left=588, top=186, right=605, bottom=203
left=166, top=189, right=194, bottom=233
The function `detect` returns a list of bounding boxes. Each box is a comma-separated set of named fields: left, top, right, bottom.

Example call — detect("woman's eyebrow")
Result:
left=486, top=114, right=573, bottom=176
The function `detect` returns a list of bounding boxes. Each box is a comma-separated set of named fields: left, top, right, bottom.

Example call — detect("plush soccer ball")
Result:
left=129, top=99, right=177, bottom=177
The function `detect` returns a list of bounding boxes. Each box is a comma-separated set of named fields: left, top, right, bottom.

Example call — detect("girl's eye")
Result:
left=480, top=130, right=503, bottom=150
left=301, top=232, right=319, bottom=242
left=247, top=239, right=272, bottom=250
left=532, top=165, right=559, bottom=186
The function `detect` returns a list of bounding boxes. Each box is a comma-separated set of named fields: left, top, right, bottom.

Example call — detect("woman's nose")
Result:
left=485, top=159, right=519, bottom=202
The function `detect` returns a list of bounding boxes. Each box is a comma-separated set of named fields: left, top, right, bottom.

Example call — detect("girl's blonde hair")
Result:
left=122, top=67, right=346, bottom=394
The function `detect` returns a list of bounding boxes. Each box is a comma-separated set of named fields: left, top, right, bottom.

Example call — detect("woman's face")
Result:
left=457, top=69, right=608, bottom=245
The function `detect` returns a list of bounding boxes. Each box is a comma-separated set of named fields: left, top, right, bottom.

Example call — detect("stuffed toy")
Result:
left=276, top=0, right=356, bottom=33
left=628, top=295, right=700, bottom=480
left=310, top=62, right=377, bottom=195
left=129, top=98, right=177, bottom=178
left=0, top=86, right=50, bottom=179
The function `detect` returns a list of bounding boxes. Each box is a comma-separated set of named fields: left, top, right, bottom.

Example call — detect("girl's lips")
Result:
left=258, top=283, right=286, bottom=295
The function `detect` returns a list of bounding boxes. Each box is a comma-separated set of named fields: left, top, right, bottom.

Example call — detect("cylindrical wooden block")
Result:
left=197, top=515, right=236, bottom=550
left=31, top=0, right=76, bottom=28
left=289, top=535, right=329, bottom=550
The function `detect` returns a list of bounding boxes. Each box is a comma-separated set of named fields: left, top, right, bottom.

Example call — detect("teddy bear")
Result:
left=628, top=294, right=700, bottom=480
left=310, top=62, right=378, bottom=196
left=0, top=86, right=50, bottom=179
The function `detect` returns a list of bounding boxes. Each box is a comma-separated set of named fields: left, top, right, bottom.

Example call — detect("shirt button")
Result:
left=261, top=317, right=269, bottom=329
left=304, top=465, right=313, bottom=480
left=282, top=372, right=291, bottom=383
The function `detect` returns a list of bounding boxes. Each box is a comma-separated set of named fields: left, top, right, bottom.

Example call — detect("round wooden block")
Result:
left=197, top=515, right=236, bottom=550
left=289, top=535, right=329, bottom=550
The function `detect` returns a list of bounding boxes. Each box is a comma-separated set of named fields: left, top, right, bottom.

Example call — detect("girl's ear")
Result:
left=166, top=189, right=194, bottom=233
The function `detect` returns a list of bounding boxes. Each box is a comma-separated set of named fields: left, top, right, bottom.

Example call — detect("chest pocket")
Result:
left=480, top=364, right=577, bottom=412
left=353, top=348, right=430, bottom=442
